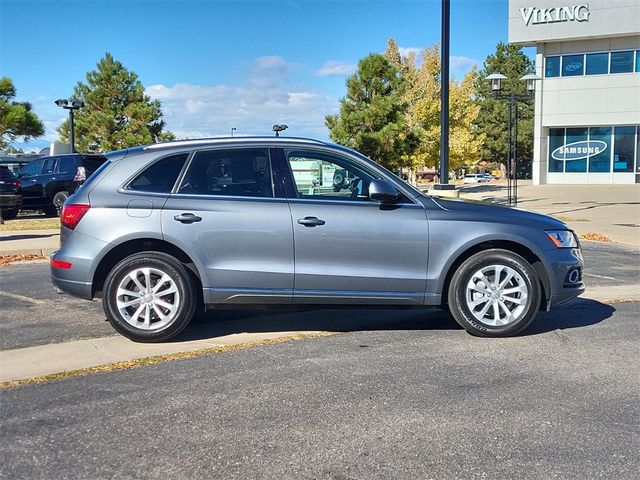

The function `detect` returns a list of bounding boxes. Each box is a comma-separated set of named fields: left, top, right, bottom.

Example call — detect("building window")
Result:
left=588, top=127, right=612, bottom=173
left=548, top=128, right=565, bottom=172
left=613, top=127, right=636, bottom=172
left=545, top=56, right=560, bottom=77
left=562, top=54, right=584, bottom=76
left=585, top=53, right=609, bottom=75
left=636, top=51, right=640, bottom=73
left=610, top=51, right=634, bottom=74
left=564, top=128, right=588, bottom=172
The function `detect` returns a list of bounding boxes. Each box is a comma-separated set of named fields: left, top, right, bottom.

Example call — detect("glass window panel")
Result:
left=613, top=126, right=636, bottom=172
left=548, top=128, right=565, bottom=172
left=562, top=54, right=584, bottom=76
left=178, top=149, right=273, bottom=197
left=587, top=127, right=612, bottom=172
left=564, top=128, right=588, bottom=172
left=610, top=51, right=634, bottom=73
left=636, top=51, right=640, bottom=73
left=128, top=153, right=189, bottom=193
left=545, top=56, right=560, bottom=77
left=636, top=126, right=640, bottom=174
left=585, top=53, right=608, bottom=75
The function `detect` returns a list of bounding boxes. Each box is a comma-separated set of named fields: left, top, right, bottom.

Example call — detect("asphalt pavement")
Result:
left=1, top=300, right=638, bottom=479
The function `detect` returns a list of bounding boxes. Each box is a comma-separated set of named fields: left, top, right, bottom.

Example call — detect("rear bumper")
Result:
left=0, top=194, right=22, bottom=208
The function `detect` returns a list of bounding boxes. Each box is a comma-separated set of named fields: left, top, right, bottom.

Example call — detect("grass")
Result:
left=0, top=218, right=60, bottom=231
left=0, top=332, right=334, bottom=389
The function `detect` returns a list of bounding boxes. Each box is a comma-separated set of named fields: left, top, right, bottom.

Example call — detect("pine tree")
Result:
left=325, top=53, right=419, bottom=172
left=57, top=53, right=174, bottom=152
left=0, top=77, right=44, bottom=150
left=474, top=42, right=535, bottom=177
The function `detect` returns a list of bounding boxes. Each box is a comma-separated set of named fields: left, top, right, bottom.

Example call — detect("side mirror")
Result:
left=369, top=179, right=399, bottom=203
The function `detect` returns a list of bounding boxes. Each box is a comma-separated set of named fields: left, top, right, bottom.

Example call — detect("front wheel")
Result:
left=102, top=252, right=197, bottom=342
left=447, top=249, right=541, bottom=337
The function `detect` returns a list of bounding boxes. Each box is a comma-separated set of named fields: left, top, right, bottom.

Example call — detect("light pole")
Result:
left=272, top=124, right=288, bottom=137
left=231, top=127, right=236, bottom=137
left=485, top=73, right=540, bottom=206
left=55, top=98, right=84, bottom=153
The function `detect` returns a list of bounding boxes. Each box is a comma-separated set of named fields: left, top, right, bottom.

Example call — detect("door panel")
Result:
left=162, top=147, right=294, bottom=304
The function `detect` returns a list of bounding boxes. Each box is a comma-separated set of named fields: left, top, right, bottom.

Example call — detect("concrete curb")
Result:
left=1, top=284, right=638, bottom=385
left=0, top=247, right=56, bottom=257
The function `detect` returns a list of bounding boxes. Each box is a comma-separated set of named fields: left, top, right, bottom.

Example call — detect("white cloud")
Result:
left=315, top=61, right=357, bottom=77
left=147, top=56, right=338, bottom=139
left=450, top=55, right=478, bottom=72
left=398, top=47, right=422, bottom=59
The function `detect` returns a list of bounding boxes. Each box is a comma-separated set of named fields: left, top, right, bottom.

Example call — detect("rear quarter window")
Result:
left=126, top=153, right=189, bottom=193
left=82, top=155, right=108, bottom=174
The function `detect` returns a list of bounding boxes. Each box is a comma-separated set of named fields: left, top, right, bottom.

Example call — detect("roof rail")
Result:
left=143, top=136, right=326, bottom=150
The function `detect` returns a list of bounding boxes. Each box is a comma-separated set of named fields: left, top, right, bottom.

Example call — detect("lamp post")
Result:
left=485, top=73, right=540, bottom=206
left=272, top=124, right=288, bottom=137
left=55, top=98, right=84, bottom=153
left=231, top=127, right=236, bottom=137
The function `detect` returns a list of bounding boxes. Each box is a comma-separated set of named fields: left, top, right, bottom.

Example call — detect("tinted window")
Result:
left=610, top=51, right=634, bottom=73
left=548, top=128, right=565, bottom=172
left=128, top=153, right=189, bottom=193
left=20, top=159, right=43, bottom=177
left=286, top=149, right=381, bottom=202
left=585, top=53, right=608, bottom=75
left=636, top=51, right=640, bottom=72
left=57, top=156, right=76, bottom=173
left=545, top=56, right=560, bottom=77
left=178, top=149, right=272, bottom=197
left=82, top=155, right=108, bottom=174
left=613, top=126, right=635, bottom=172
left=0, top=166, right=17, bottom=180
left=564, top=128, right=588, bottom=172
left=588, top=127, right=612, bottom=173
left=562, top=54, right=584, bottom=76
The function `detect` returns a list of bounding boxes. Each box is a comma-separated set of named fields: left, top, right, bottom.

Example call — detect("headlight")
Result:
left=546, top=230, right=578, bottom=248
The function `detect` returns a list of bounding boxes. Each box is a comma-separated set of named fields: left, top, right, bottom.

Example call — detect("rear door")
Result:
left=18, top=158, right=46, bottom=207
left=162, top=147, right=294, bottom=304
left=277, top=147, right=429, bottom=305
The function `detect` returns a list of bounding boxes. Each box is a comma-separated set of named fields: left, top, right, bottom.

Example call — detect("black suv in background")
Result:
left=18, top=153, right=108, bottom=215
left=0, top=166, right=22, bottom=220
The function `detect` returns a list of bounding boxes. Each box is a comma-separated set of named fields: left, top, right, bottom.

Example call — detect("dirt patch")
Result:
left=580, top=232, right=612, bottom=242
left=0, top=254, right=47, bottom=267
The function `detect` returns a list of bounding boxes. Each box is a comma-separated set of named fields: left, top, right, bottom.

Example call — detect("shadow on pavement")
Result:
left=0, top=233, right=58, bottom=241
left=170, top=298, right=615, bottom=343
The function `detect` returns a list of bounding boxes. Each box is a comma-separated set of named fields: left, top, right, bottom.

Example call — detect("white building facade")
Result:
left=509, top=0, right=640, bottom=184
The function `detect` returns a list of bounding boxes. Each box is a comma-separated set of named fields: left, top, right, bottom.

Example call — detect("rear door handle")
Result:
left=174, top=213, right=202, bottom=224
left=297, top=216, right=325, bottom=227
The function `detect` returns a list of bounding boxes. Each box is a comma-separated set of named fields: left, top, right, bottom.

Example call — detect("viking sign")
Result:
left=520, top=5, right=590, bottom=26
left=551, top=140, right=608, bottom=161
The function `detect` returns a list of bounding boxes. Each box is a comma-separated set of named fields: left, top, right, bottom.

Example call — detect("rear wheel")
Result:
left=48, top=190, right=69, bottom=216
left=447, top=249, right=541, bottom=337
left=102, top=252, right=197, bottom=342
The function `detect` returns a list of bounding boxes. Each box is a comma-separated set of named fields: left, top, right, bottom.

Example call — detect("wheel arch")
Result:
left=440, top=239, right=551, bottom=310
left=92, top=238, right=204, bottom=302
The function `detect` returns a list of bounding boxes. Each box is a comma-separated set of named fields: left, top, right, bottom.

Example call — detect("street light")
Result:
left=272, top=124, right=288, bottom=137
left=55, top=98, right=84, bottom=153
left=487, top=72, right=540, bottom=206
left=231, top=127, right=237, bottom=137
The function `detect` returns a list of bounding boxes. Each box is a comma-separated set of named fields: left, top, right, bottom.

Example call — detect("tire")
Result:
left=102, top=252, right=197, bottom=342
left=2, top=208, right=19, bottom=220
left=447, top=249, right=541, bottom=337
left=49, top=191, right=69, bottom=216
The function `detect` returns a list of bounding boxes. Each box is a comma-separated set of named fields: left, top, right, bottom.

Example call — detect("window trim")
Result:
left=172, top=145, right=277, bottom=199
left=277, top=146, right=420, bottom=206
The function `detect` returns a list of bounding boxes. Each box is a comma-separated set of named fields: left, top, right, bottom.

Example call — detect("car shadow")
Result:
left=170, top=298, right=615, bottom=343
left=0, top=233, right=58, bottom=241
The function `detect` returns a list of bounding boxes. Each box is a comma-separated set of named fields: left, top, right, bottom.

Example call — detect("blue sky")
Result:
left=1, top=0, right=523, bottom=152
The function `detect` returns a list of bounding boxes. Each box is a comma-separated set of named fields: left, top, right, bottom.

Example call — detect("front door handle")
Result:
left=174, top=213, right=202, bottom=224
left=297, top=216, right=325, bottom=227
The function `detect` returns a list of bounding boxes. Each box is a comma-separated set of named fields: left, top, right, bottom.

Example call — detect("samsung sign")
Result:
left=552, top=140, right=607, bottom=161
left=520, top=5, right=590, bottom=26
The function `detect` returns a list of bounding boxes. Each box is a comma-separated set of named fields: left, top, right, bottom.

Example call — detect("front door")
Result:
left=162, top=147, right=294, bottom=304
left=279, top=148, right=429, bottom=305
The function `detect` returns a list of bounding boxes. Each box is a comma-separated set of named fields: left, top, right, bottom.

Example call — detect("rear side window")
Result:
left=42, top=157, right=57, bottom=174
left=20, top=159, right=43, bottom=177
left=127, top=153, right=189, bottom=193
left=57, top=156, right=76, bottom=173
left=178, top=148, right=273, bottom=198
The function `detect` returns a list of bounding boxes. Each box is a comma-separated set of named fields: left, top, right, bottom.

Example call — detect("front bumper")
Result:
left=546, top=246, right=585, bottom=307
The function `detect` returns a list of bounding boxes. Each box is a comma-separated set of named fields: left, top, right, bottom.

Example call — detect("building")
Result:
left=509, top=0, right=640, bottom=184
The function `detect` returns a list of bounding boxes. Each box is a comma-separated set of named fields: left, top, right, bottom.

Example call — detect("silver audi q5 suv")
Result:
left=51, top=137, right=585, bottom=342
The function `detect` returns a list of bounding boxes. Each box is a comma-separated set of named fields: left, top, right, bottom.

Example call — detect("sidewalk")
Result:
left=0, top=229, right=59, bottom=256
left=456, top=182, right=640, bottom=247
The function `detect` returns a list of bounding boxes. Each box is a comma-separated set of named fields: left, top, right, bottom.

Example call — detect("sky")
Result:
left=0, top=0, right=524, bottom=152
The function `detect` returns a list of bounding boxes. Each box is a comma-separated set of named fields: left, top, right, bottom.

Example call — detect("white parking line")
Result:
left=584, top=273, right=617, bottom=281
left=0, top=291, right=45, bottom=305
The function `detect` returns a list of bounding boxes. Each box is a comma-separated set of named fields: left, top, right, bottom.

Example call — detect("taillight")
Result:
left=12, top=180, right=21, bottom=188
left=74, top=166, right=87, bottom=182
left=61, top=204, right=90, bottom=230
left=50, top=258, right=73, bottom=269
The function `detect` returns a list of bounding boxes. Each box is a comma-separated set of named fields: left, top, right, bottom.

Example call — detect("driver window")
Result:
left=285, top=149, right=376, bottom=202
